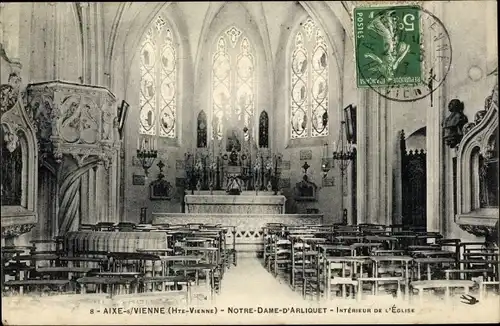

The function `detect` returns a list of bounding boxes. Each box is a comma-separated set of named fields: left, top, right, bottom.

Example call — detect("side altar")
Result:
left=185, top=191, right=286, bottom=214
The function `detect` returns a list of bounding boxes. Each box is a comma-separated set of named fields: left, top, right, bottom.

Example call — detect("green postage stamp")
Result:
left=354, top=5, right=422, bottom=88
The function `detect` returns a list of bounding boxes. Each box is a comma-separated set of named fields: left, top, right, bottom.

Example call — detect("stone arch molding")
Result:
left=193, top=2, right=274, bottom=91
left=107, top=2, right=191, bottom=147
left=456, top=83, right=498, bottom=225
left=273, top=1, right=347, bottom=147
left=192, top=2, right=275, bottom=145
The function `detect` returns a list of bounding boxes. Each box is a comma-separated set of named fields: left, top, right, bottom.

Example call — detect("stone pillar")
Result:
left=90, top=166, right=98, bottom=224
left=0, top=3, right=21, bottom=61
left=425, top=1, right=446, bottom=233
left=356, top=88, right=393, bottom=226
left=80, top=171, right=89, bottom=225
left=392, top=130, right=404, bottom=225
left=79, top=2, right=104, bottom=86
left=356, top=89, right=368, bottom=224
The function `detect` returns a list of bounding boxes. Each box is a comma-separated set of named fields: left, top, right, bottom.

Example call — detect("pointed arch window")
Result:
left=211, top=26, right=255, bottom=145
left=290, top=17, right=329, bottom=139
left=139, top=16, right=177, bottom=138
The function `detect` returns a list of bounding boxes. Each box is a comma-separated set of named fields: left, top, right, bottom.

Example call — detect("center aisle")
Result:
left=215, top=257, right=302, bottom=306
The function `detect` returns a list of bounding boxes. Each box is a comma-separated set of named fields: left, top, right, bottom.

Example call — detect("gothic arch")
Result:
left=107, top=2, right=193, bottom=147
left=193, top=2, right=272, bottom=146
left=275, top=1, right=345, bottom=147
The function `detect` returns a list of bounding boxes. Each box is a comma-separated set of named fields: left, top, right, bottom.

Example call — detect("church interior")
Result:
left=1, top=1, right=498, bottom=322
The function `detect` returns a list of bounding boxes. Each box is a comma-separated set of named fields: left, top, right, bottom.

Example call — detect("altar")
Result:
left=184, top=191, right=286, bottom=214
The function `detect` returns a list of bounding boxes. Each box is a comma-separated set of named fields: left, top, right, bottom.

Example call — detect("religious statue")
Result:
left=226, top=128, right=242, bottom=152
left=1, top=125, right=22, bottom=206
left=442, top=99, right=468, bottom=148
left=226, top=176, right=242, bottom=195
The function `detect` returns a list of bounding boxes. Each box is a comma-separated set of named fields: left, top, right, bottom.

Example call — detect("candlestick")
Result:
left=137, top=137, right=140, bottom=150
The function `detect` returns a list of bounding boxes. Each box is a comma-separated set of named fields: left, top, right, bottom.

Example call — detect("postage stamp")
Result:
left=354, top=5, right=453, bottom=103
left=355, top=5, right=423, bottom=89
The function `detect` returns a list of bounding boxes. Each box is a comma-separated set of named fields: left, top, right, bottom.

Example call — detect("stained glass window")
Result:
left=139, top=16, right=177, bottom=138
left=291, top=18, right=329, bottom=139
left=197, top=110, right=207, bottom=148
left=259, top=110, right=269, bottom=148
left=211, top=26, right=255, bottom=143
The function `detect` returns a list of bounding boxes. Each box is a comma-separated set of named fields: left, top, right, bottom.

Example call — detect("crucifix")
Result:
left=302, top=161, right=310, bottom=174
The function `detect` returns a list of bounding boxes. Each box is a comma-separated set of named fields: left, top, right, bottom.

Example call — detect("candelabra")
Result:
left=329, top=120, right=356, bottom=223
left=137, top=136, right=158, bottom=178
left=321, top=121, right=356, bottom=178
left=332, top=121, right=356, bottom=171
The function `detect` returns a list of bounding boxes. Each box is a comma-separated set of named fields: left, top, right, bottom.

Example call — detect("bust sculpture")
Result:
left=473, top=95, right=492, bottom=124
left=443, top=99, right=468, bottom=148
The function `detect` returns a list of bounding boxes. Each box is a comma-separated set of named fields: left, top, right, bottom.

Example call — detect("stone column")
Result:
left=80, top=171, right=89, bottom=225
left=356, top=89, right=368, bottom=224
left=0, top=3, right=21, bottom=61
left=392, top=130, right=404, bottom=225
left=425, top=1, right=446, bottom=233
left=80, top=2, right=104, bottom=85
left=357, top=88, right=393, bottom=226
left=88, top=166, right=96, bottom=224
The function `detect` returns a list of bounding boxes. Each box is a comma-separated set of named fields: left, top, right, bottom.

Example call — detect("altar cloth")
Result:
left=184, top=194, right=286, bottom=214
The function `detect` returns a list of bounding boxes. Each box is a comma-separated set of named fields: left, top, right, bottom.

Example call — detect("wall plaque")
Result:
left=322, top=177, right=335, bottom=187
left=132, top=173, right=145, bottom=185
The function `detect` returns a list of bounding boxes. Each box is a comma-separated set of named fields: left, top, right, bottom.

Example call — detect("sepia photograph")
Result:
left=0, top=1, right=498, bottom=324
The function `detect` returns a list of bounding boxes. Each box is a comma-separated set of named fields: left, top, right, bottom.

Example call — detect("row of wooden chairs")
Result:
left=263, top=223, right=499, bottom=302
left=1, top=222, right=238, bottom=304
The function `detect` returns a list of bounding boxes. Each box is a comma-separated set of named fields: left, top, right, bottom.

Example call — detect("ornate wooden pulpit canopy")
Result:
left=1, top=46, right=38, bottom=238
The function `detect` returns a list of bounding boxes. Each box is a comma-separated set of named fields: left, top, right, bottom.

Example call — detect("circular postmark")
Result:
left=354, top=5, right=452, bottom=102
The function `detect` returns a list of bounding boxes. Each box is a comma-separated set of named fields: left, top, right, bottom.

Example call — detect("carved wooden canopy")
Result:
left=1, top=45, right=38, bottom=237
left=455, top=81, right=499, bottom=238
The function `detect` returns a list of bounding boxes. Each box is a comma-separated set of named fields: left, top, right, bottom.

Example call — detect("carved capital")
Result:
left=458, top=223, right=494, bottom=238
left=1, top=223, right=36, bottom=238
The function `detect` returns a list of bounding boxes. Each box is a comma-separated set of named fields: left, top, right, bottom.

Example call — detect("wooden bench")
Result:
left=4, top=279, right=72, bottom=295
left=35, top=266, right=95, bottom=281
